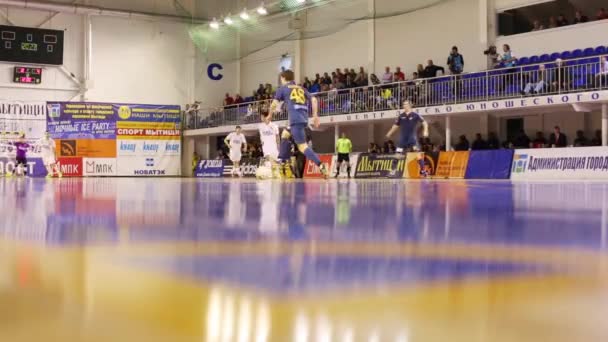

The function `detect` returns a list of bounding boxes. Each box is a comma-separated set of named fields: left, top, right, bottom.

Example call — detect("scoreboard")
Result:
left=0, top=25, right=64, bottom=65
left=14, top=67, right=43, bottom=84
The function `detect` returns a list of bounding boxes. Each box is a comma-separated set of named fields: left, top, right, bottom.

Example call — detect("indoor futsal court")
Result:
left=2, top=177, right=608, bottom=342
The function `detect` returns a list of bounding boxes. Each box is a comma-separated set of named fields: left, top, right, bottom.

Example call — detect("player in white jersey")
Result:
left=257, top=112, right=280, bottom=178
left=37, top=132, right=62, bottom=178
left=224, top=126, right=247, bottom=177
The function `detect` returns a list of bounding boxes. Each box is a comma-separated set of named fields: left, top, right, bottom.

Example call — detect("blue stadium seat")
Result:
left=572, top=49, right=583, bottom=58
left=595, top=46, right=606, bottom=55
left=529, top=56, right=540, bottom=64
left=518, top=56, right=529, bottom=65
left=549, top=52, right=560, bottom=61
left=539, top=54, right=550, bottom=62
left=560, top=51, right=572, bottom=59
left=584, top=47, right=595, bottom=56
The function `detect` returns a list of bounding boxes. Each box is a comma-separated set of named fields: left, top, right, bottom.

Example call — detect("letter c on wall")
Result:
left=208, top=63, right=223, bottom=81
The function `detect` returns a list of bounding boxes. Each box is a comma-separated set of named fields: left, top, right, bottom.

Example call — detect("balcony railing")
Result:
left=184, top=55, right=608, bottom=130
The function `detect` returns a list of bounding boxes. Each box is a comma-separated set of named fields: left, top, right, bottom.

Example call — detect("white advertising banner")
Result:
left=331, top=153, right=360, bottom=178
left=83, top=158, right=118, bottom=176
left=116, top=139, right=181, bottom=157
left=117, top=156, right=181, bottom=176
left=0, top=100, right=47, bottom=138
left=511, top=147, right=608, bottom=180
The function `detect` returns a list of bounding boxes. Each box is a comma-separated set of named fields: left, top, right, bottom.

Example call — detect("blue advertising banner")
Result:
left=354, top=153, right=407, bottom=179
left=0, top=157, right=47, bottom=177
left=195, top=159, right=226, bottom=178
left=46, top=102, right=116, bottom=139
left=465, top=150, right=514, bottom=179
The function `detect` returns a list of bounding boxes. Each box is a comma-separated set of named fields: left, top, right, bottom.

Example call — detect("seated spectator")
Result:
left=416, top=64, right=426, bottom=78
left=394, top=67, right=405, bottom=82
left=573, top=130, right=588, bottom=147
left=224, top=93, right=234, bottom=106
left=370, top=73, right=381, bottom=85
left=412, top=71, right=420, bottom=80
left=531, top=19, right=545, bottom=31
left=382, top=67, right=394, bottom=84
left=355, top=67, right=368, bottom=86
left=597, top=8, right=607, bottom=20
left=333, top=76, right=345, bottom=89
left=303, top=77, right=312, bottom=90
left=424, top=60, right=445, bottom=78
left=256, top=84, right=265, bottom=97
left=368, top=142, right=379, bottom=154
left=522, top=64, right=548, bottom=95
left=548, top=126, right=567, bottom=147
left=513, top=130, right=531, bottom=148
left=573, top=10, right=588, bottom=24
left=314, top=73, right=321, bottom=84
left=596, top=56, right=608, bottom=86
left=345, top=74, right=356, bottom=88
left=591, top=129, right=602, bottom=146
left=310, top=80, right=321, bottom=93
left=556, top=14, right=569, bottom=26
left=471, top=133, right=487, bottom=150
left=384, top=140, right=396, bottom=153
left=532, top=131, right=547, bottom=148
left=454, top=135, right=470, bottom=151
left=551, top=59, right=569, bottom=91
left=499, top=44, right=517, bottom=67
left=234, top=94, right=243, bottom=104
left=420, top=137, right=434, bottom=153
left=487, top=132, right=500, bottom=149
left=322, top=72, right=332, bottom=85
left=447, top=46, right=464, bottom=74
left=349, top=68, right=357, bottom=81
left=548, top=16, right=558, bottom=28
left=264, top=83, right=273, bottom=96
left=336, top=68, right=345, bottom=83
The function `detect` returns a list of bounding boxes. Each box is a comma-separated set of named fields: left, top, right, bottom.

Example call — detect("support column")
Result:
left=602, top=104, right=608, bottom=147
left=236, top=31, right=241, bottom=95
left=445, top=116, right=452, bottom=151
left=367, top=0, right=375, bottom=79
left=294, top=29, right=303, bottom=83
left=368, top=123, right=375, bottom=145
left=204, top=135, right=211, bottom=159
left=334, top=125, right=340, bottom=152
left=480, top=113, right=489, bottom=137
left=82, top=14, right=93, bottom=101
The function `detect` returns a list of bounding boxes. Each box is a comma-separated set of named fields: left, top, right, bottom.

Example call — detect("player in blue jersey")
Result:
left=269, top=69, right=329, bottom=178
left=385, top=100, right=430, bottom=177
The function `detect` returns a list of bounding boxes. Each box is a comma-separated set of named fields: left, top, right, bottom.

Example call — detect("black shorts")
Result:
left=337, top=153, right=350, bottom=163
left=16, top=157, right=27, bottom=166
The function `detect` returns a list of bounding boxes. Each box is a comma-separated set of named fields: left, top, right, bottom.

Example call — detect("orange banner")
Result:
left=435, top=151, right=470, bottom=178
left=57, top=139, right=117, bottom=158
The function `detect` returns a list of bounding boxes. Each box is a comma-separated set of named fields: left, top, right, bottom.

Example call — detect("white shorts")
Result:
left=230, top=149, right=242, bottom=162
left=42, top=155, right=56, bottom=166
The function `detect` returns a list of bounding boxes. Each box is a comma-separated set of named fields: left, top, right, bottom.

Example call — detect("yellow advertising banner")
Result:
left=435, top=151, right=470, bottom=178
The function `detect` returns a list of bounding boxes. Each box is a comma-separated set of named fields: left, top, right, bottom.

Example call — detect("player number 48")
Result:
left=290, top=88, right=306, bottom=105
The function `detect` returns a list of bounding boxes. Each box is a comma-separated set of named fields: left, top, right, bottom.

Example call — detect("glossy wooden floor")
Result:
left=1, top=178, right=608, bottom=342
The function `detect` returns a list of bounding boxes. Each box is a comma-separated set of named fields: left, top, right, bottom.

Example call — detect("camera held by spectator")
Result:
left=483, top=45, right=499, bottom=68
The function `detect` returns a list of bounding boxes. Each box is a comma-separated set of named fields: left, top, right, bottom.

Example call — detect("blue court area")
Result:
left=1, top=178, right=608, bottom=341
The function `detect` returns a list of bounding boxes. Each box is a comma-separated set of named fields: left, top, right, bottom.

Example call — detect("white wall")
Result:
left=240, top=40, right=292, bottom=97
left=496, top=20, right=608, bottom=58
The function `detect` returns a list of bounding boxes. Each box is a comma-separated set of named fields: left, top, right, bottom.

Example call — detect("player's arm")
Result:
left=224, top=134, right=231, bottom=147
left=269, top=88, right=284, bottom=120
left=419, top=115, right=429, bottom=138
left=242, top=136, right=247, bottom=152
left=386, top=125, right=399, bottom=139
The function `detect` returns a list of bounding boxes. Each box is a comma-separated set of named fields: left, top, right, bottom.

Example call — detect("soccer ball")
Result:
left=256, top=165, right=273, bottom=179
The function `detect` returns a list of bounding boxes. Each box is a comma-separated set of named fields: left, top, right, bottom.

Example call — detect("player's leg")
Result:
left=409, top=144, right=428, bottom=177
left=292, top=124, right=328, bottom=177
left=334, top=156, right=342, bottom=178
left=345, top=154, right=351, bottom=178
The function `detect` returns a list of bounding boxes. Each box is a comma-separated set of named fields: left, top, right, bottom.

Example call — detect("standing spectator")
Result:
left=412, top=72, right=420, bottom=80
left=224, top=93, right=234, bottom=106
left=597, top=8, right=607, bottom=20
left=424, top=60, right=445, bottom=78
left=573, top=130, right=588, bottom=147
left=447, top=46, right=464, bottom=74
left=310, top=79, right=321, bottom=93
left=256, top=84, right=265, bottom=97
left=500, top=44, right=517, bottom=67
left=531, top=19, right=545, bottom=31
left=322, top=72, right=332, bottom=85
left=549, top=126, right=567, bottom=147
left=334, top=132, right=353, bottom=178
left=394, top=67, right=405, bottom=82
left=303, top=77, right=312, bottom=90
left=573, top=10, right=588, bottom=24
left=370, top=73, right=381, bottom=85
left=471, top=133, right=487, bottom=150
left=556, top=14, right=569, bottom=26
left=264, top=83, right=273, bottom=96
left=522, top=64, right=548, bottom=95
left=234, top=94, right=244, bottom=105
left=487, top=132, right=500, bottom=149
left=382, top=67, right=394, bottom=84
left=454, top=135, right=470, bottom=151
left=591, top=129, right=602, bottom=146
left=548, top=16, right=558, bottom=28
left=416, top=64, right=426, bottom=78
left=336, top=68, right=346, bottom=83
left=355, top=67, right=368, bottom=86
left=484, top=45, right=500, bottom=69
left=513, top=130, right=531, bottom=148
left=314, top=73, right=322, bottom=84
left=532, top=131, right=547, bottom=148
left=349, top=68, right=357, bottom=81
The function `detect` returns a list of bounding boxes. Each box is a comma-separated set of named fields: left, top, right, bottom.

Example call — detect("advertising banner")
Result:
left=47, top=102, right=116, bottom=139
left=332, top=153, right=360, bottom=179
left=116, top=139, right=180, bottom=157
left=465, top=150, right=514, bottom=179
left=83, top=158, right=117, bottom=177
left=57, top=157, right=83, bottom=177
left=0, top=100, right=47, bottom=138
left=511, top=147, right=608, bottom=180
left=116, top=156, right=181, bottom=177
left=0, top=157, right=46, bottom=177
left=56, top=139, right=116, bottom=158
left=354, top=153, right=407, bottom=178
left=403, top=152, right=440, bottom=178
left=194, top=159, right=226, bottom=178
left=435, top=151, right=470, bottom=178
left=304, top=154, right=335, bottom=179
left=221, top=158, right=260, bottom=178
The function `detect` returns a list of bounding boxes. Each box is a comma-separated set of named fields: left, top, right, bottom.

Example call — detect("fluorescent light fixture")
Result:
left=257, top=3, right=268, bottom=15
left=210, top=18, right=219, bottom=29
left=240, top=9, right=250, bottom=20
left=296, top=0, right=306, bottom=3
left=224, top=16, right=233, bottom=25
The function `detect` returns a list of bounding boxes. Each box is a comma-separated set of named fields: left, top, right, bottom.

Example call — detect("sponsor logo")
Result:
left=143, top=142, right=160, bottom=153
left=119, top=141, right=136, bottom=152
left=355, top=154, right=406, bottom=178
left=60, top=140, right=76, bottom=156
left=165, top=142, right=180, bottom=153
left=47, top=103, right=61, bottom=118
left=199, top=160, right=223, bottom=168
left=85, top=161, right=114, bottom=175
left=304, top=154, right=334, bottom=179
left=134, top=169, right=166, bottom=176
left=512, top=154, right=529, bottom=174
left=57, top=157, right=83, bottom=176
left=118, top=105, right=132, bottom=120
left=145, top=158, right=154, bottom=167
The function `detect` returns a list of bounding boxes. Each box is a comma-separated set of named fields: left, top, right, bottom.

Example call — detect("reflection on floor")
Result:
left=1, top=178, right=608, bottom=342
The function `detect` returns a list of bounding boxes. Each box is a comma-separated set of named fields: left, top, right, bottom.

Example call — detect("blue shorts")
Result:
left=290, top=123, right=308, bottom=145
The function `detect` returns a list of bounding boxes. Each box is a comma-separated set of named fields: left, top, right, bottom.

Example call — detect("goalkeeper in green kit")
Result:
left=334, top=132, right=353, bottom=178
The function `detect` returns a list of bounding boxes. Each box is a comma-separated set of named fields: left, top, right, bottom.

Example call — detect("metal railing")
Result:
left=184, top=55, right=608, bottom=130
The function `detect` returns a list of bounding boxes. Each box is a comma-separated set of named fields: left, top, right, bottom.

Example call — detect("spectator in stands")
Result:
left=349, top=68, right=357, bottom=81
left=382, top=67, right=394, bottom=84
left=447, top=46, right=464, bottom=74
left=596, top=56, right=608, bottom=86
left=548, top=16, right=558, bottom=28
left=513, top=130, right=531, bottom=148
left=333, top=75, right=345, bottom=89
left=597, top=8, right=608, bottom=20
left=412, top=72, right=420, bottom=80
left=454, top=135, right=470, bottom=151
left=522, top=64, right=548, bottom=95
left=368, top=142, right=379, bottom=154
left=370, top=73, right=381, bottom=85
left=531, top=19, right=545, bottom=31
left=500, top=44, right=517, bottom=67
left=471, top=133, right=487, bottom=150
left=345, top=74, right=356, bottom=88
left=551, top=59, right=569, bottom=91
left=234, top=94, right=244, bottom=104
left=421, top=137, right=434, bottom=153
left=484, top=45, right=500, bottom=69
left=573, top=10, right=588, bottom=24
left=224, top=93, right=234, bottom=106
left=556, top=14, right=569, bottom=26
left=322, top=72, right=332, bottom=85
left=424, top=60, right=445, bottom=78
left=355, top=67, right=368, bottom=86
left=264, top=83, right=273, bottom=96
left=487, top=132, right=500, bottom=149
left=549, top=126, right=567, bottom=147
left=591, top=129, right=602, bottom=146
left=314, top=73, right=321, bottom=83
left=310, top=79, right=321, bottom=93
left=532, top=131, right=547, bottom=148
left=573, top=130, right=588, bottom=147
left=256, top=84, right=265, bottom=97
left=303, top=77, right=312, bottom=90
left=416, top=64, right=426, bottom=78
left=384, top=140, right=396, bottom=153
left=394, top=67, right=405, bottom=82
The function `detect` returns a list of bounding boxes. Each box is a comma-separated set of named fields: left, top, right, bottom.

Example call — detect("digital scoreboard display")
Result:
left=0, top=25, right=64, bottom=65
left=14, top=67, right=43, bottom=84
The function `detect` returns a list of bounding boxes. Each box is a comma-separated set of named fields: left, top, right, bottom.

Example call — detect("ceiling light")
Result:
left=240, top=9, right=250, bottom=20
left=224, top=16, right=233, bottom=25
left=210, top=18, right=219, bottom=29
left=296, top=0, right=306, bottom=3
left=257, top=3, right=268, bottom=15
